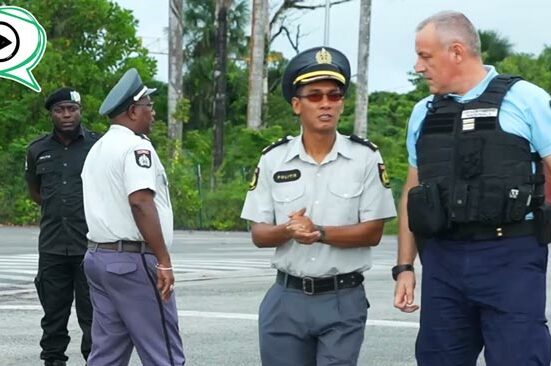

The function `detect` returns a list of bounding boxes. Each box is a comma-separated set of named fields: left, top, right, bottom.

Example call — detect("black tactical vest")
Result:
left=415, top=75, right=544, bottom=235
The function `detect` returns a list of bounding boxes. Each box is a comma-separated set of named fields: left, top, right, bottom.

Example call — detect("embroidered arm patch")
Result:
left=249, top=167, right=259, bottom=191
left=134, top=149, right=152, bottom=168
left=378, top=163, right=391, bottom=188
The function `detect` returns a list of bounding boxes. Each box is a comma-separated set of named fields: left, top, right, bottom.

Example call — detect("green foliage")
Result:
left=0, top=135, right=41, bottom=224
left=497, top=47, right=551, bottom=91
left=0, top=0, right=155, bottom=225
left=182, top=0, right=249, bottom=130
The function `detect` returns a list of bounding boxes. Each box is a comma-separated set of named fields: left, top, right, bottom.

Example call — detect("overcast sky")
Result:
left=115, top=0, right=551, bottom=93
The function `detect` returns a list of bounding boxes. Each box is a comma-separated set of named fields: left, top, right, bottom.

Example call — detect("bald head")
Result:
left=417, top=11, right=481, bottom=58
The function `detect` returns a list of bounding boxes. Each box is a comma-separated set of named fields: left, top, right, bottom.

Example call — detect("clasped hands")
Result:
left=285, top=207, right=321, bottom=244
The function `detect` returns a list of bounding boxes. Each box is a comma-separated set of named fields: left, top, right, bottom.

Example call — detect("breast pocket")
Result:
left=271, top=184, right=306, bottom=223
left=327, top=181, right=364, bottom=224
left=36, top=162, right=58, bottom=199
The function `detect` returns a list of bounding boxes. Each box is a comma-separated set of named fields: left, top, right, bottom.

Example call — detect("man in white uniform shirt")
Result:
left=81, top=68, right=185, bottom=366
left=241, top=47, right=397, bottom=366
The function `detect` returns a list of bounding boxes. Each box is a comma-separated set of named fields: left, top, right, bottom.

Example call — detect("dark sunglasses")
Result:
left=295, top=92, right=344, bottom=103
left=133, top=102, right=155, bottom=109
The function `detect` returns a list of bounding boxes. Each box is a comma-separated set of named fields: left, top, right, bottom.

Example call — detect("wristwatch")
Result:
left=315, top=225, right=326, bottom=242
left=392, top=264, right=414, bottom=281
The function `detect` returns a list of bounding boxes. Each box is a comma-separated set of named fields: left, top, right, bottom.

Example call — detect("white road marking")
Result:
left=0, top=305, right=419, bottom=328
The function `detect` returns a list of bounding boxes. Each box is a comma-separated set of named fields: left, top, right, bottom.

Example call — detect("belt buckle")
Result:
left=302, top=276, right=315, bottom=295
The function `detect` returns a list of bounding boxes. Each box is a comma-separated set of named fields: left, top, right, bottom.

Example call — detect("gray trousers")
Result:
left=83, top=249, right=185, bottom=366
left=259, top=281, right=369, bottom=366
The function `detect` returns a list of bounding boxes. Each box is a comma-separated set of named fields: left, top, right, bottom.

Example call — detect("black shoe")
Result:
left=44, top=361, right=67, bottom=366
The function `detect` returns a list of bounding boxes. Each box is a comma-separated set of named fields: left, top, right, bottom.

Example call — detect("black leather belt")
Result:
left=276, top=270, right=364, bottom=295
left=439, top=221, right=535, bottom=241
left=87, top=240, right=153, bottom=254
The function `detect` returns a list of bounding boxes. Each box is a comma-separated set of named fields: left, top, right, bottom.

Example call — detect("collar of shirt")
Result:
left=283, top=132, right=353, bottom=164
left=446, top=65, right=498, bottom=103
left=50, top=125, right=85, bottom=142
left=109, top=124, right=136, bottom=135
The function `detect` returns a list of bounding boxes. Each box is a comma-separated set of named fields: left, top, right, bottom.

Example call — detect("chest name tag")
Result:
left=461, top=108, right=498, bottom=119
left=273, top=169, right=301, bottom=183
left=37, top=154, right=52, bottom=162
left=134, top=149, right=152, bottom=168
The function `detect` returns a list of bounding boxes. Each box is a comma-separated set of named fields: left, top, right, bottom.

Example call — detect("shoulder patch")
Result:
left=262, top=136, right=291, bottom=155
left=349, top=134, right=378, bottom=151
left=378, top=163, right=391, bottom=188
left=134, top=149, right=152, bottom=168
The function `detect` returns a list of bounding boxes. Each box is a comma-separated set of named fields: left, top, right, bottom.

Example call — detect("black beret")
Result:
left=282, top=46, right=351, bottom=104
left=44, top=87, right=81, bottom=110
left=99, top=68, right=156, bottom=118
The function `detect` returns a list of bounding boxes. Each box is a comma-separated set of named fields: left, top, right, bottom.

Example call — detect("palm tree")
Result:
left=213, top=0, right=234, bottom=172
left=247, top=0, right=267, bottom=130
left=168, top=0, right=184, bottom=143
left=479, top=30, right=514, bottom=65
left=354, top=0, right=371, bottom=137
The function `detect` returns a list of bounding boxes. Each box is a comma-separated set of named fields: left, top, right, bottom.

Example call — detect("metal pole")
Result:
left=196, top=164, right=203, bottom=229
left=324, top=0, right=330, bottom=45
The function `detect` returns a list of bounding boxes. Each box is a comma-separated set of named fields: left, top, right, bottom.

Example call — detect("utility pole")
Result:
left=324, top=0, right=331, bottom=45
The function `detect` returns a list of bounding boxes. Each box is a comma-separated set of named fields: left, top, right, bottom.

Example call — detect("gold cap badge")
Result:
left=315, top=48, right=332, bottom=64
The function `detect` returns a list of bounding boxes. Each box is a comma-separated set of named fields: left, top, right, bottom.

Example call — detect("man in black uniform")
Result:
left=25, top=88, right=100, bottom=366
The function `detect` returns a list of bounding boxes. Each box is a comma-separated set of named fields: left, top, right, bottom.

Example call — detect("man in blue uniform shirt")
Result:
left=242, top=46, right=396, bottom=366
left=394, top=10, right=551, bottom=366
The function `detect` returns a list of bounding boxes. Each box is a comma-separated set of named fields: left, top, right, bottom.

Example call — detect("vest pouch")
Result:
left=503, top=185, right=531, bottom=223
left=534, top=205, right=551, bottom=244
left=478, top=179, right=505, bottom=225
left=407, top=183, right=447, bottom=236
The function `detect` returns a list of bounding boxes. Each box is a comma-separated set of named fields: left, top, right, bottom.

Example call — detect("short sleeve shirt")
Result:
left=81, top=124, right=173, bottom=247
left=25, top=127, right=100, bottom=255
left=241, top=133, right=397, bottom=277
left=406, top=66, right=551, bottom=167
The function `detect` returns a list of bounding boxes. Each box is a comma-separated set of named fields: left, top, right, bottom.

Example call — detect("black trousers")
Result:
left=35, top=253, right=92, bottom=362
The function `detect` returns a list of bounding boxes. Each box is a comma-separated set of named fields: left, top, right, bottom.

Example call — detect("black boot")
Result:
left=44, top=360, right=67, bottom=366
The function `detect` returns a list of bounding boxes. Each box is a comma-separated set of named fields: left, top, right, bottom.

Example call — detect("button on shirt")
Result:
left=81, top=125, right=173, bottom=247
left=25, top=127, right=100, bottom=255
left=241, top=133, right=397, bottom=277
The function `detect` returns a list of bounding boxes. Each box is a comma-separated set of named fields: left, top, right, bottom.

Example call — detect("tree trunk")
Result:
left=213, top=0, right=231, bottom=172
left=353, top=0, right=371, bottom=137
left=168, top=0, right=184, bottom=144
left=247, top=0, right=266, bottom=130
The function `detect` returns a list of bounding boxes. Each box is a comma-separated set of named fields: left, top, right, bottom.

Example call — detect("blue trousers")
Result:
left=83, top=249, right=185, bottom=366
left=258, top=281, right=368, bottom=366
left=416, top=235, right=551, bottom=366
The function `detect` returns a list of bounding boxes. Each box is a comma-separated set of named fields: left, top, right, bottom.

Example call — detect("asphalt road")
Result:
left=1, top=227, right=548, bottom=365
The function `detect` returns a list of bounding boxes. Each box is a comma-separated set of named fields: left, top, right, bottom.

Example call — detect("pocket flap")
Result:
left=106, top=262, right=137, bottom=275
left=272, top=185, right=305, bottom=203
left=329, top=182, right=363, bottom=198
left=36, top=162, right=54, bottom=175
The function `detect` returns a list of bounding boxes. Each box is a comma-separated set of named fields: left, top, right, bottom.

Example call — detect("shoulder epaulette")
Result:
left=349, top=134, right=378, bottom=151
left=28, top=133, right=50, bottom=147
left=135, top=133, right=151, bottom=141
left=262, top=136, right=291, bottom=155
